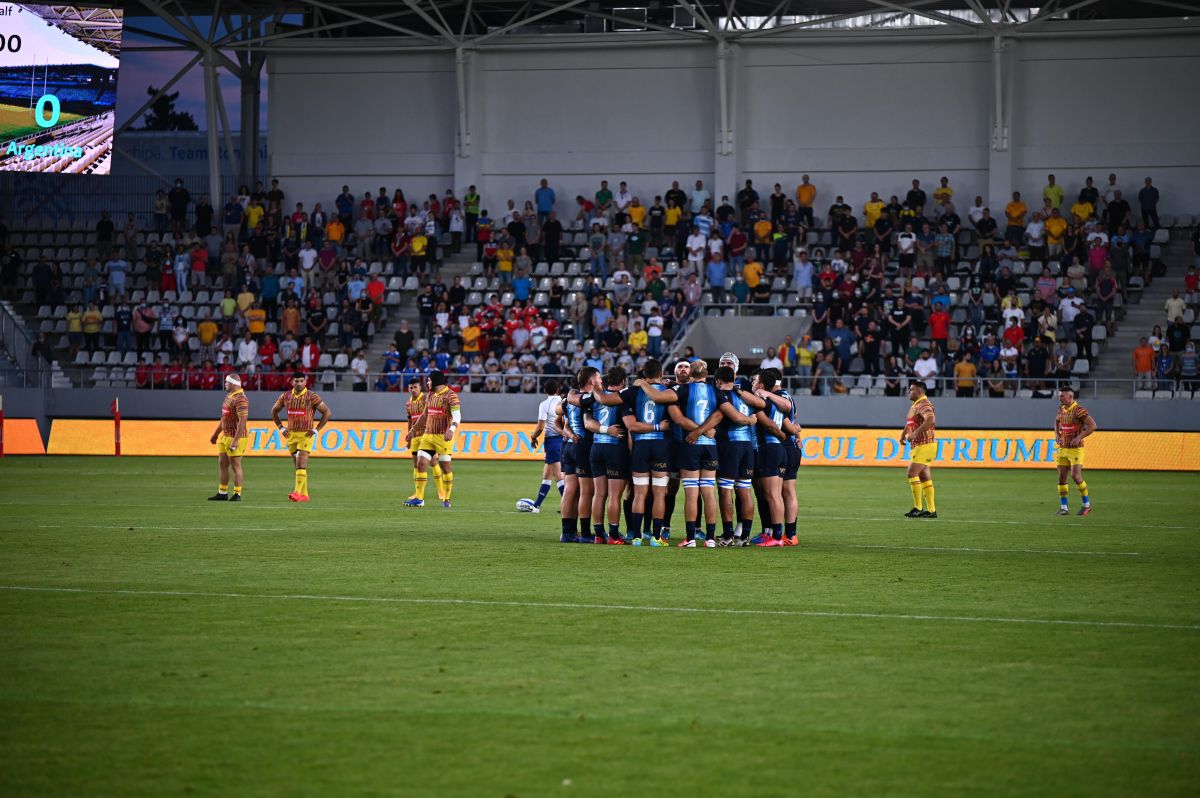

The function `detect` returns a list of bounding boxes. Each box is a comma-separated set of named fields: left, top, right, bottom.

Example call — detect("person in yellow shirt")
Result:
left=1004, top=191, right=1027, bottom=245
left=197, top=317, right=218, bottom=345
left=863, top=192, right=886, bottom=228
left=1042, top=174, right=1064, bottom=211
left=795, top=174, right=816, bottom=227
left=245, top=302, right=267, bottom=336
left=627, top=320, right=648, bottom=352
left=245, top=200, right=264, bottom=231
left=325, top=216, right=345, bottom=246
left=461, top=322, right=482, bottom=353
left=796, top=336, right=814, bottom=378
left=410, top=232, right=428, bottom=273
left=497, top=243, right=514, bottom=287
left=66, top=304, right=84, bottom=358
left=627, top=198, right=646, bottom=228
left=1069, top=196, right=1093, bottom=225
left=743, top=259, right=763, bottom=289
left=753, top=218, right=773, bottom=262
left=1044, top=208, right=1068, bottom=257
left=82, top=302, right=104, bottom=352
left=236, top=285, right=255, bottom=315
left=953, top=352, right=978, bottom=397
left=933, top=177, right=953, bottom=207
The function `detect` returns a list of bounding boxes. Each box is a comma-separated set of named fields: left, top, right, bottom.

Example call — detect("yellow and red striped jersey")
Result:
left=276, top=388, right=323, bottom=432
left=1055, top=401, right=1090, bottom=448
left=905, top=397, right=936, bottom=446
left=406, top=391, right=428, bottom=437
left=220, top=388, right=249, bottom=435
left=422, top=386, right=461, bottom=437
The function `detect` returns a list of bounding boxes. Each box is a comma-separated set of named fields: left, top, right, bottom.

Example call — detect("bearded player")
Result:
left=270, top=372, right=332, bottom=502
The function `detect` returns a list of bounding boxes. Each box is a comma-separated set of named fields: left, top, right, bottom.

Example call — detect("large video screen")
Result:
left=0, top=4, right=122, bottom=175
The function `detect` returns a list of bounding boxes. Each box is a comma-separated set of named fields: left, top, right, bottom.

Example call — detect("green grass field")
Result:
left=1, top=457, right=1197, bottom=797
left=0, top=102, right=85, bottom=143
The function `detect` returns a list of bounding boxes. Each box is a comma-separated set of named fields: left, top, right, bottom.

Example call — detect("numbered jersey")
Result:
left=674, top=381, right=718, bottom=444
left=589, top=392, right=623, bottom=444
left=715, top=387, right=755, bottom=443
left=622, top=384, right=667, bottom=441
left=758, top=389, right=792, bottom=446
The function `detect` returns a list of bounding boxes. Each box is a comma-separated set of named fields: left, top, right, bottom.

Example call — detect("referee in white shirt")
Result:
left=522, top=379, right=564, bottom=513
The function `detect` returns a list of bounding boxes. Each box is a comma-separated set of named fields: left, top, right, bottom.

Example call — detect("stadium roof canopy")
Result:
left=24, top=4, right=124, bottom=58
left=117, top=0, right=1200, bottom=56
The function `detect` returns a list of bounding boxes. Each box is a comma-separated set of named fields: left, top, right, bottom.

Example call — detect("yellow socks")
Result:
left=908, top=477, right=923, bottom=509
left=295, top=468, right=308, bottom=497
left=218, top=483, right=228, bottom=495
left=442, top=471, right=454, bottom=501
left=409, top=467, right=421, bottom=499
left=414, top=471, right=428, bottom=500
left=433, top=462, right=446, bottom=501
left=232, top=485, right=242, bottom=496
left=921, top=480, right=935, bottom=513
left=1077, top=481, right=1088, bottom=498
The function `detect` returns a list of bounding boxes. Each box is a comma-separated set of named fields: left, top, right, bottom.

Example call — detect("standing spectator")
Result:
left=1043, top=174, right=1064, bottom=211
left=168, top=179, right=191, bottom=234
left=534, top=178, right=555, bottom=225
left=237, top=331, right=258, bottom=372
left=1106, top=191, right=1131, bottom=235
left=795, top=175, right=816, bottom=228
left=417, top=284, right=436, bottom=341
left=1004, top=192, right=1027, bottom=245
left=1133, top=337, right=1156, bottom=390
left=1165, top=289, right=1187, bottom=323
left=1179, top=342, right=1199, bottom=392
left=1137, top=177, right=1159, bottom=229
left=953, top=352, right=977, bottom=397
left=933, top=222, right=956, bottom=273
left=760, top=347, right=783, bottom=373
left=929, top=302, right=951, bottom=359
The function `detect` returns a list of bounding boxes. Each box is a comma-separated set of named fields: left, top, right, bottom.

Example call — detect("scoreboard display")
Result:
left=0, top=3, right=122, bottom=175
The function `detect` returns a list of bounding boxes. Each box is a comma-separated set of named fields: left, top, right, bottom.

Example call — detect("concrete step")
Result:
left=1091, top=252, right=1189, bottom=384
left=363, top=254, right=479, bottom=368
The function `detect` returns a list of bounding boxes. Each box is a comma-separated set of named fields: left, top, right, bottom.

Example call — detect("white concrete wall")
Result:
left=268, top=51, right=456, bottom=209
left=265, top=29, right=1200, bottom=220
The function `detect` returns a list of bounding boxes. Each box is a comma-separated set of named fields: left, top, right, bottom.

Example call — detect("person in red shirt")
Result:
left=167, top=358, right=185, bottom=389
left=258, top=333, right=278, bottom=372
left=135, top=360, right=151, bottom=389
left=1002, top=316, right=1025, bottom=351
left=575, top=195, right=595, bottom=223
left=929, top=302, right=951, bottom=359
left=367, top=273, right=386, bottom=305
left=392, top=190, right=407, bottom=219
left=359, top=192, right=376, bottom=221
left=291, top=203, right=308, bottom=226
left=727, top=226, right=748, bottom=269
left=190, top=243, right=208, bottom=287
left=151, top=355, right=168, bottom=388
left=240, top=370, right=259, bottom=391
left=187, top=362, right=203, bottom=390
left=199, top=360, right=219, bottom=390
left=503, top=310, right=523, bottom=346
left=428, top=195, right=441, bottom=222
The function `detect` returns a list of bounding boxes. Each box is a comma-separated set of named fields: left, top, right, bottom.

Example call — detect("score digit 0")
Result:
left=35, top=94, right=61, bottom=128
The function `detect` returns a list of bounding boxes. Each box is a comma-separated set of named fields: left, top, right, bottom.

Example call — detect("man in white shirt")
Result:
left=760, top=347, right=784, bottom=372
left=913, top=349, right=940, bottom=392
left=830, top=250, right=848, bottom=274
left=521, top=379, right=564, bottom=514
left=968, top=196, right=985, bottom=227
left=1024, top=213, right=1046, bottom=259
left=686, top=225, right=707, bottom=273
left=1102, top=173, right=1122, bottom=208
left=690, top=180, right=710, bottom=216
left=615, top=182, right=632, bottom=216
left=896, top=223, right=917, bottom=270
left=646, top=307, right=664, bottom=358
left=236, top=331, right=258, bottom=373
left=298, top=240, right=318, bottom=281
left=350, top=349, right=369, bottom=391
left=1058, top=289, right=1085, bottom=339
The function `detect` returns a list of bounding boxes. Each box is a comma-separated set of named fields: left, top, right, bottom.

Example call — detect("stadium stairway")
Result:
left=358, top=250, right=478, bottom=377
left=1089, top=245, right=1190, bottom=393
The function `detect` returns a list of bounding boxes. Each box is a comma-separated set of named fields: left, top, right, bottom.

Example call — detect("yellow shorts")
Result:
left=217, top=433, right=248, bottom=457
left=1057, top=447, right=1084, bottom=467
left=287, top=430, right=315, bottom=453
left=416, top=432, right=452, bottom=457
left=909, top=443, right=937, bottom=465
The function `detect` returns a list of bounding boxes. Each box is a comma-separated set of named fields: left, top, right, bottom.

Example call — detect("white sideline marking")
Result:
left=845, top=544, right=1139, bottom=557
left=1, top=585, right=1196, bottom=632
left=36, top=524, right=294, bottom=532
left=801, top=513, right=1191, bottom=531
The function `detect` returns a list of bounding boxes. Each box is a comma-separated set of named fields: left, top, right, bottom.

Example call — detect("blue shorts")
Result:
left=590, top=442, right=630, bottom=481
left=783, top=444, right=801, bottom=480
left=570, top=438, right=593, bottom=479
left=631, top=439, right=671, bottom=475
left=543, top=435, right=563, bottom=465
left=676, top=443, right=718, bottom=473
left=717, top=441, right=756, bottom=482
left=755, top=444, right=786, bottom=479
left=561, top=441, right=578, bottom=476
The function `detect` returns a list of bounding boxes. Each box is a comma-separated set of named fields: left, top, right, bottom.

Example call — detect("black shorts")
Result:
left=782, top=444, right=801, bottom=481
left=631, top=439, right=671, bottom=475
left=668, top=439, right=684, bottom=475
left=590, top=442, right=630, bottom=481
left=717, top=441, right=756, bottom=482
left=676, top=443, right=718, bottom=473
left=755, top=444, right=786, bottom=479
left=561, top=440, right=578, bottom=476
left=572, top=438, right=593, bottom=479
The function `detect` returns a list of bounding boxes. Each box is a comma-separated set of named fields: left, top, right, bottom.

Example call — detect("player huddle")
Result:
left=523, top=353, right=1099, bottom=544
left=547, top=353, right=802, bottom=547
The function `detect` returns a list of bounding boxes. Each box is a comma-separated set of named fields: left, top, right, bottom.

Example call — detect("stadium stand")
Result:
left=0, top=174, right=1195, bottom=396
